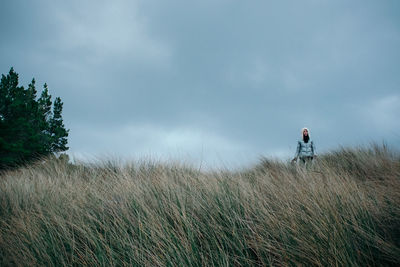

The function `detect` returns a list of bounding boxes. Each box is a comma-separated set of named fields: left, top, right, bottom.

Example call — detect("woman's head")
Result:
left=302, top=127, right=310, bottom=143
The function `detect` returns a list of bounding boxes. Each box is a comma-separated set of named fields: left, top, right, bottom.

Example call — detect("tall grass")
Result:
left=0, top=144, right=399, bottom=266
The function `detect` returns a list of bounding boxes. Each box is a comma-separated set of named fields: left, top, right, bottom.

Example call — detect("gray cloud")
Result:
left=1, top=0, right=399, bottom=168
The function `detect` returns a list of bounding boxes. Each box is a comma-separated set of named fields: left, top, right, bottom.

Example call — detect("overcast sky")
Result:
left=1, top=0, right=399, bottom=168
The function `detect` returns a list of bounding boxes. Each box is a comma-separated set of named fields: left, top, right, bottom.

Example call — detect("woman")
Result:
left=292, top=127, right=316, bottom=165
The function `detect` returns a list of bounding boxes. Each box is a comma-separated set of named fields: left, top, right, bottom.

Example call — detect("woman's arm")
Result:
left=311, top=141, right=316, bottom=156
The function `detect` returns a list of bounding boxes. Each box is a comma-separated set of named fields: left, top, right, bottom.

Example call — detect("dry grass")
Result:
left=0, top=144, right=399, bottom=266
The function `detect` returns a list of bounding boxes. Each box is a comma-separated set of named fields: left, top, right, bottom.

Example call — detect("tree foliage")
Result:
left=0, top=68, right=69, bottom=169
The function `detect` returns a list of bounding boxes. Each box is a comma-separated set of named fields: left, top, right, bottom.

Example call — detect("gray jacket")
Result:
left=294, top=140, right=316, bottom=158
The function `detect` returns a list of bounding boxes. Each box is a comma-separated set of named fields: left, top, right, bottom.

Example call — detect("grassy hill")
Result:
left=0, top=144, right=399, bottom=266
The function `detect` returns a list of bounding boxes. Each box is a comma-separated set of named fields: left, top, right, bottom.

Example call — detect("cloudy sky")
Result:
left=1, top=0, right=399, bottom=168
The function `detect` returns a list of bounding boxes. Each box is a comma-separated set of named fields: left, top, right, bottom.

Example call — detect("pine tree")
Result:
left=0, top=68, right=69, bottom=169
left=37, top=83, right=53, bottom=154
left=49, top=97, right=69, bottom=152
left=0, top=68, right=27, bottom=166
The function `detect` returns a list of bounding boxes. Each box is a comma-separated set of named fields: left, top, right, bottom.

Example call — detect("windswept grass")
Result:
left=0, top=144, right=399, bottom=266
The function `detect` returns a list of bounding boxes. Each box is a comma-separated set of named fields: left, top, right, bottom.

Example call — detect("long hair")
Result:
left=302, top=127, right=310, bottom=143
